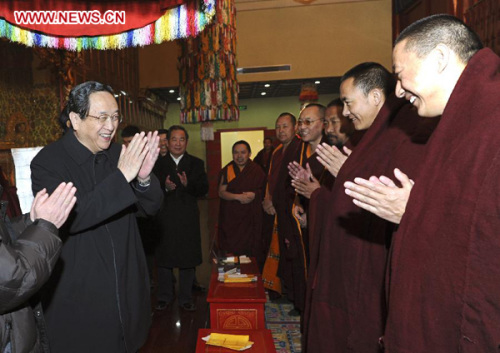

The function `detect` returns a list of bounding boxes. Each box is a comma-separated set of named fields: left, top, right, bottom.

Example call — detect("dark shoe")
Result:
left=268, top=290, right=281, bottom=301
left=180, top=302, right=197, bottom=311
left=155, top=300, right=173, bottom=311
left=287, top=308, right=301, bottom=317
left=269, top=293, right=289, bottom=304
left=192, top=283, right=207, bottom=293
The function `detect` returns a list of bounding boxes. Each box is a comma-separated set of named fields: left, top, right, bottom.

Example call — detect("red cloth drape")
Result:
left=0, top=0, right=184, bottom=36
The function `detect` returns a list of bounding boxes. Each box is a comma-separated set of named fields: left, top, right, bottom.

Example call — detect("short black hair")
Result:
left=277, top=112, right=297, bottom=125
left=327, top=98, right=343, bottom=108
left=167, top=125, right=189, bottom=140
left=121, top=125, right=140, bottom=138
left=340, top=62, right=395, bottom=98
left=233, top=140, right=251, bottom=154
left=395, top=14, right=483, bottom=63
left=158, top=128, right=169, bottom=136
left=63, top=81, right=115, bottom=123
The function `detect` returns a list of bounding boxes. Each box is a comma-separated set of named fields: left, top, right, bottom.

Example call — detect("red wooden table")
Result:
left=206, top=258, right=267, bottom=330
left=195, top=329, right=276, bottom=353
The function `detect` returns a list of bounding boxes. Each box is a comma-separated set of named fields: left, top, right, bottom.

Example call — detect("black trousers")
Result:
left=157, top=267, right=195, bottom=305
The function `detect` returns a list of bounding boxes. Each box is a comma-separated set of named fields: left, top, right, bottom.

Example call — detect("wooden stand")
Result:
left=207, top=258, right=267, bottom=330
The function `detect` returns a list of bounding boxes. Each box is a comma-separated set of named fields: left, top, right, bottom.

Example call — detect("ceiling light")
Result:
left=264, top=84, right=270, bottom=88
left=315, top=80, right=320, bottom=84
left=169, top=89, right=175, bottom=93
left=261, top=92, right=267, bottom=96
left=177, top=97, right=181, bottom=101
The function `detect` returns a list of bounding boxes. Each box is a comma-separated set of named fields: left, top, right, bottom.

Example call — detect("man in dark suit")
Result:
left=153, top=125, right=209, bottom=311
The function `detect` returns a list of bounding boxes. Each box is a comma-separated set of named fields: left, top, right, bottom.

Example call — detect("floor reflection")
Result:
left=140, top=199, right=218, bottom=353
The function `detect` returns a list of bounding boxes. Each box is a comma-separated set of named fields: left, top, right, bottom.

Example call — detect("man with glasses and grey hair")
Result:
left=30, top=81, right=163, bottom=353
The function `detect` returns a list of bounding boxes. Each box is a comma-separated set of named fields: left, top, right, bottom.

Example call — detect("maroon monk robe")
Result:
left=261, top=145, right=285, bottom=260
left=294, top=139, right=328, bottom=259
left=254, top=146, right=274, bottom=174
left=302, top=130, right=366, bottom=348
left=267, top=144, right=285, bottom=199
left=304, top=95, right=434, bottom=353
left=218, top=160, right=267, bottom=266
left=273, top=136, right=304, bottom=306
left=384, top=49, right=500, bottom=353
left=262, top=144, right=286, bottom=292
left=279, top=140, right=327, bottom=314
left=307, top=130, right=366, bottom=243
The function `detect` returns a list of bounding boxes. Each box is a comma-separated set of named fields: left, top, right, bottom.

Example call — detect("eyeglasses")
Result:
left=323, top=119, right=341, bottom=127
left=297, top=118, right=324, bottom=127
left=86, top=114, right=123, bottom=124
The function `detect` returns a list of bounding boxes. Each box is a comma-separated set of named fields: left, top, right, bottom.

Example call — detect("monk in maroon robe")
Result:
left=253, top=137, right=274, bottom=174
left=277, top=104, right=326, bottom=315
left=304, top=63, right=436, bottom=353
left=298, top=101, right=364, bottom=346
left=345, top=15, right=500, bottom=352
left=218, top=140, right=266, bottom=266
left=272, top=135, right=302, bottom=303
left=262, top=113, right=298, bottom=295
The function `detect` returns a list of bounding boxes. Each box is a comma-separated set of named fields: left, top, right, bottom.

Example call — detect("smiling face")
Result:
left=168, top=129, right=188, bottom=158
left=298, top=106, right=324, bottom=144
left=159, top=132, right=168, bottom=156
left=340, top=77, right=381, bottom=130
left=232, top=143, right=251, bottom=169
left=70, top=91, right=119, bottom=154
left=393, top=40, right=445, bottom=117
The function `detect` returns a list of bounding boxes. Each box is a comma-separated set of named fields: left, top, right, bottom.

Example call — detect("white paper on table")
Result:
left=11, top=147, right=43, bottom=214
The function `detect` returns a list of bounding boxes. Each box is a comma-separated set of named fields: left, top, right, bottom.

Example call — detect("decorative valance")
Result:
left=0, top=0, right=215, bottom=50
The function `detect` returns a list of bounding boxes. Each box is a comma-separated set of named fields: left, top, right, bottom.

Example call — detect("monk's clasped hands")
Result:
left=344, top=168, right=414, bottom=224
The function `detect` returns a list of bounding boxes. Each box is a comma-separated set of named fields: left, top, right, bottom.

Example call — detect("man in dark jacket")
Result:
left=153, top=125, right=208, bottom=312
left=30, top=81, right=163, bottom=353
left=1, top=182, right=76, bottom=353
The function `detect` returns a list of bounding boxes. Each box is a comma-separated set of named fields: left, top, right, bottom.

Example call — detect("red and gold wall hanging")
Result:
left=178, top=0, right=239, bottom=123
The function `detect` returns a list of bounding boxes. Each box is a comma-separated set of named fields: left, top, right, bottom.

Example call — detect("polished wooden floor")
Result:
left=140, top=199, right=218, bottom=353
left=139, top=286, right=211, bottom=353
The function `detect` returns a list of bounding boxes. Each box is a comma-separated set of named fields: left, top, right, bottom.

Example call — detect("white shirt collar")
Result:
left=170, top=153, right=184, bottom=165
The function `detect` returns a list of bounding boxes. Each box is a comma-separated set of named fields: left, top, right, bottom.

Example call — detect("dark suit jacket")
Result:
left=153, top=152, right=208, bottom=268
